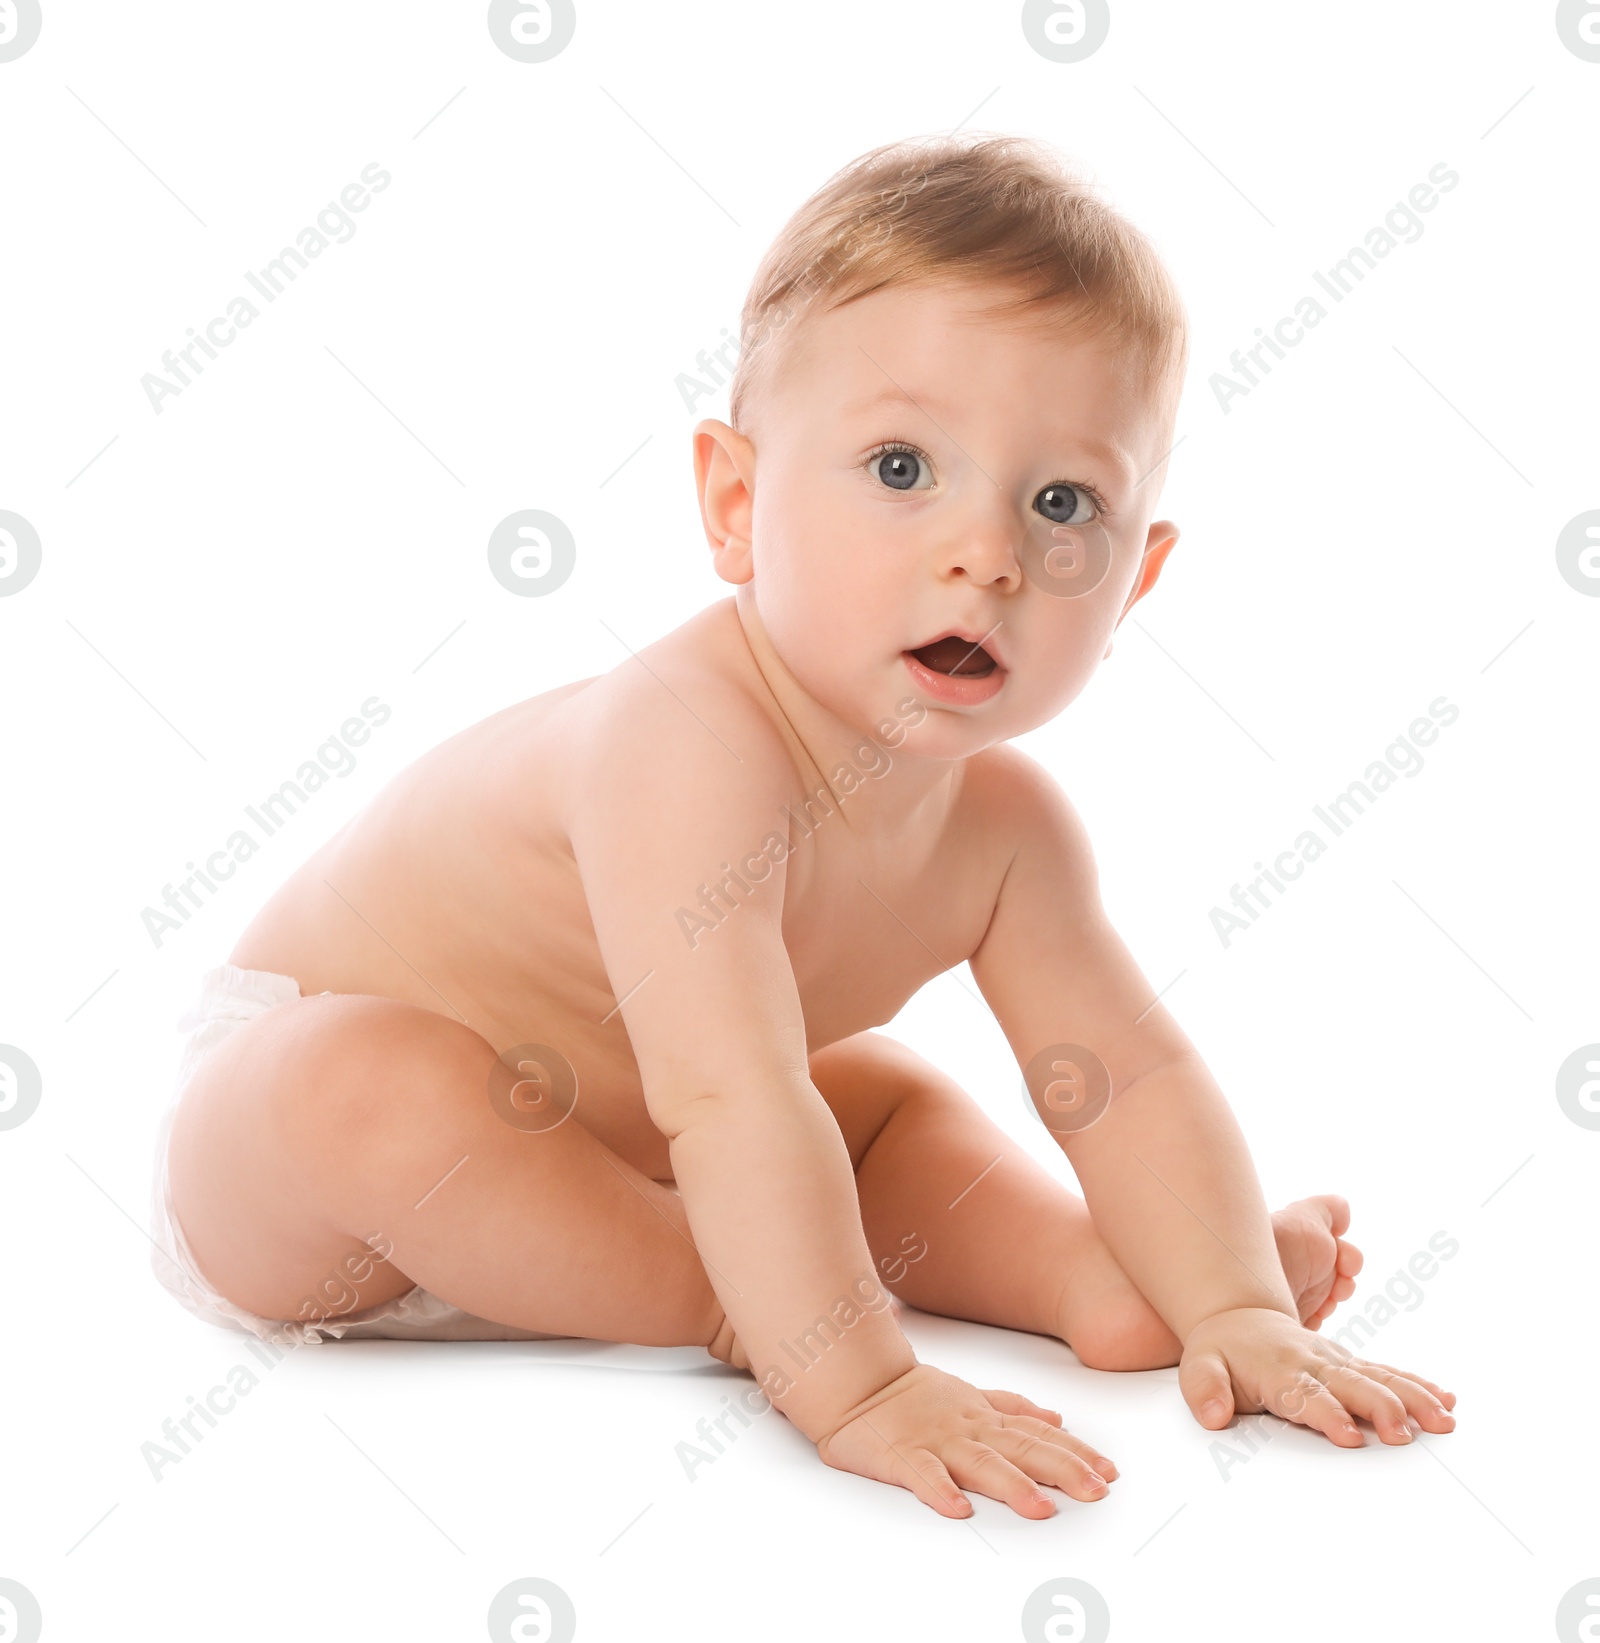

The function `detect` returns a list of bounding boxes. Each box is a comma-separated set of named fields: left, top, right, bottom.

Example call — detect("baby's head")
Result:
left=694, top=133, right=1189, bottom=759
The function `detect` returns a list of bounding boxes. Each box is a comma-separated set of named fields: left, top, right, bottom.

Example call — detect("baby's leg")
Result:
left=809, top=1033, right=1361, bottom=1371
left=168, top=992, right=723, bottom=1347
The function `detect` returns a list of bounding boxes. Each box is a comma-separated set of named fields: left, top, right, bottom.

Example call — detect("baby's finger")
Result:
left=980, top=1387, right=1063, bottom=1426
left=1324, top=1365, right=1413, bottom=1444
left=1357, top=1364, right=1456, bottom=1433
left=1178, top=1348, right=1236, bottom=1429
left=989, top=1425, right=1111, bottom=1502
left=995, top=1414, right=1118, bottom=1482
left=897, top=1447, right=973, bottom=1519
left=1271, top=1371, right=1364, bottom=1447
left=1362, top=1361, right=1456, bottom=1410
left=947, top=1438, right=1060, bottom=1519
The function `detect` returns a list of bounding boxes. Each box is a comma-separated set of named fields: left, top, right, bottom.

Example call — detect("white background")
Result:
left=1, top=2, right=1596, bottom=1639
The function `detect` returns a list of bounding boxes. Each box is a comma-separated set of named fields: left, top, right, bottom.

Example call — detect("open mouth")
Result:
left=906, top=635, right=999, bottom=677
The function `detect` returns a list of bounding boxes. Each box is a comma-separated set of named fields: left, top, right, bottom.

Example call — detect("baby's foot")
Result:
left=1273, top=1194, right=1362, bottom=1330
left=1056, top=1193, right=1364, bottom=1371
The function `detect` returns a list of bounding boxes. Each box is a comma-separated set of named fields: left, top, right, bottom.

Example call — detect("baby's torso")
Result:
left=228, top=604, right=1008, bottom=1181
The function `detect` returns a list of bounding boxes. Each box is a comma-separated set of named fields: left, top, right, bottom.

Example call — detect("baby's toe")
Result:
left=1309, top=1192, right=1351, bottom=1238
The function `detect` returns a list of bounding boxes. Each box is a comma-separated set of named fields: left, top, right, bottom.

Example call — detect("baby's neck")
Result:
left=724, top=591, right=966, bottom=838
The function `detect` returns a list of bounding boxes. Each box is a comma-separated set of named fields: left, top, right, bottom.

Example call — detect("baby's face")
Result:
left=715, top=279, right=1179, bottom=760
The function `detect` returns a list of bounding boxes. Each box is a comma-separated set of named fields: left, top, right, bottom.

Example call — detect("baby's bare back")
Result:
left=229, top=598, right=1008, bottom=1182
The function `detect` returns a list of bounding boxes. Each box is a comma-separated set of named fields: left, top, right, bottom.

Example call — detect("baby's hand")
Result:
left=1179, top=1307, right=1457, bottom=1446
left=814, top=1363, right=1116, bottom=1519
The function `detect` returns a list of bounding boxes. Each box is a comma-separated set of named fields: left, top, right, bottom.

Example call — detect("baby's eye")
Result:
left=869, top=443, right=933, bottom=492
left=1034, top=483, right=1099, bottom=527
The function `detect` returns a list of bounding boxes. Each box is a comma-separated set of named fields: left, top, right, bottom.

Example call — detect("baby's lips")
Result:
left=904, top=626, right=1006, bottom=672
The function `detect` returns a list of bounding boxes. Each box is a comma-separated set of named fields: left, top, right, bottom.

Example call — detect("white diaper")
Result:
left=149, top=962, right=568, bottom=1345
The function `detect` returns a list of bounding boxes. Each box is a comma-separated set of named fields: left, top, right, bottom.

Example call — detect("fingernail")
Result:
left=1202, top=1400, right=1226, bottom=1422
left=1083, top=1472, right=1105, bottom=1489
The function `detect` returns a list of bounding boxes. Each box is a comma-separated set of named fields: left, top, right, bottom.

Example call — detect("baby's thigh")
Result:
left=809, top=1030, right=967, bottom=1169
left=167, top=992, right=495, bottom=1321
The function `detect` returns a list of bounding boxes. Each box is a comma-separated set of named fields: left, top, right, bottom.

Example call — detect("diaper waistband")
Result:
left=175, top=963, right=302, bottom=1035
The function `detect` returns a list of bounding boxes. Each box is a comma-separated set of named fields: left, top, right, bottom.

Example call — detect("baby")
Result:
left=150, top=133, right=1456, bottom=1519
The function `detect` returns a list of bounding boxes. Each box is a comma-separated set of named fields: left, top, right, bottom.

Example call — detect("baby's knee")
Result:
left=1068, top=1296, right=1181, bottom=1373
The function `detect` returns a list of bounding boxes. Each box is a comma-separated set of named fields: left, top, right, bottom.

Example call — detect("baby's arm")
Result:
left=559, top=684, right=1110, bottom=1516
left=564, top=691, right=912, bottom=1440
left=968, top=750, right=1456, bottom=1445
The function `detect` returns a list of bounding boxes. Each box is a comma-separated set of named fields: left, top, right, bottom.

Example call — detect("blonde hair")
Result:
left=728, top=132, right=1188, bottom=438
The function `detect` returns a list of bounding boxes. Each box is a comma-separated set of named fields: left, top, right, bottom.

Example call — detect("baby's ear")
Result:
left=1103, top=522, right=1180, bottom=657
left=693, top=419, right=757, bottom=584
left=1113, top=521, right=1181, bottom=629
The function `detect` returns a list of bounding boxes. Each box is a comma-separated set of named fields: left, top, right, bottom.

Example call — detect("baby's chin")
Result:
left=896, top=670, right=1092, bottom=756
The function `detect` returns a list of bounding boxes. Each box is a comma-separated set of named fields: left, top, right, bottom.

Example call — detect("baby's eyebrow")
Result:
left=847, top=383, right=1132, bottom=486
left=846, top=382, right=958, bottom=420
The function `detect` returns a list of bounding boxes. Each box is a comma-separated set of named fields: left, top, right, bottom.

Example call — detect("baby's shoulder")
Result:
left=955, top=743, right=1095, bottom=866
left=558, top=602, right=801, bottom=794
left=958, top=741, right=1065, bottom=823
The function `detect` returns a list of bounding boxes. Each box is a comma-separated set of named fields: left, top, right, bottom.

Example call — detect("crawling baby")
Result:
left=151, top=132, right=1455, bottom=1519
